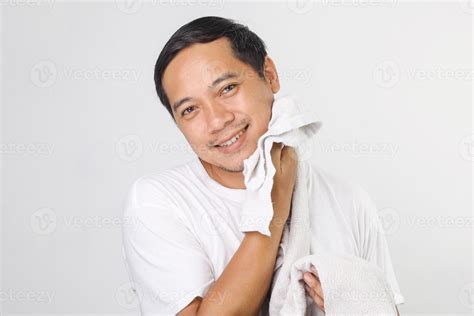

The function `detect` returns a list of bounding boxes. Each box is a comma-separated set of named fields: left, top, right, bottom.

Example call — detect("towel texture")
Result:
left=275, top=252, right=398, bottom=316
left=240, top=94, right=398, bottom=315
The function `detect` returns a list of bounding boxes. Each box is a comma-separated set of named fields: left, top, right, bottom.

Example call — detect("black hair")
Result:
left=153, top=16, right=268, bottom=121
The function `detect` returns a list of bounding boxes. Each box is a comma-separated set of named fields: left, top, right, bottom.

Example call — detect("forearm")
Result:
left=197, top=216, right=287, bottom=316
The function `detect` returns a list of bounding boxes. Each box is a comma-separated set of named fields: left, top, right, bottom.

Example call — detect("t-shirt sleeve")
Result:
left=355, top=184, right=405, bottom=306
left=121, top=177, right=215, bottom=315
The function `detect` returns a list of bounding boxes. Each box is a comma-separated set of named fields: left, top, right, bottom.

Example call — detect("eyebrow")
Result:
left=171, top=71, right=240, bottom=113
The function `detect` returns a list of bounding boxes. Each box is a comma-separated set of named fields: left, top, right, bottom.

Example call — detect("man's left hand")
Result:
left=303, top=266, right=401, bottom=316
left=303, top=266, right=325, bottom=313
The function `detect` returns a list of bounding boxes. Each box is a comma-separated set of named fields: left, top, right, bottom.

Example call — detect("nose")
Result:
left=205, top=101, right=235, bottom=135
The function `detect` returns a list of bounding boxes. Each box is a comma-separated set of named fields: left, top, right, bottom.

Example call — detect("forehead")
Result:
left=162, top=37, right=248, bottom=100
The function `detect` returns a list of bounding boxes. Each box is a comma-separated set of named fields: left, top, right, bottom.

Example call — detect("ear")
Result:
left=263, top=55, right=280, bottom=93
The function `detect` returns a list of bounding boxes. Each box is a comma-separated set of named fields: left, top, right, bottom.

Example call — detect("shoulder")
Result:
left=124, top=159, right=195, bottom=207
left=122, top=159, right=197, bottom=229
left=308, top=162, right=371, bottom=205
left=307, top=162, right=378, bottom=224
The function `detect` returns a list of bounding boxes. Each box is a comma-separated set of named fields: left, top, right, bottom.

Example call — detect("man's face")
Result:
left=162, top=37, right=279, bottom=173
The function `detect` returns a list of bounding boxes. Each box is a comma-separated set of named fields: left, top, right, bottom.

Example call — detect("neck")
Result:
left=199, top=158, right=246, bottom=189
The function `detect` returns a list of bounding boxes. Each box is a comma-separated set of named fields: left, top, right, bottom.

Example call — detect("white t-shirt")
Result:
left=121, top=155, right=405, bottom=315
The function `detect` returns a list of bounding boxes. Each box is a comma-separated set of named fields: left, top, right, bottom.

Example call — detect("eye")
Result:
left=181, top=105, right=196, bottom=116
left=221, top=83, right=237, bottom=94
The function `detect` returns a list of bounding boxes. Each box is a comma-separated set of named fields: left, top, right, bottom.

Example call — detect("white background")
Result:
left=1, top=0, right=472, bottom=314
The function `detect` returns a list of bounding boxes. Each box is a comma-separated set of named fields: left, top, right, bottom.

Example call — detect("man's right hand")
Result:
left=270, top=142, right=298, bottom=226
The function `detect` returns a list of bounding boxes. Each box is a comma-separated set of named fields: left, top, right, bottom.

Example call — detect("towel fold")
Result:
left=239, top=93, right=322, bottom=237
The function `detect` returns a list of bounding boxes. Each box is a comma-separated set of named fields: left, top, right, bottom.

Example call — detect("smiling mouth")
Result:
left=214, top=124, right=249, bottom=148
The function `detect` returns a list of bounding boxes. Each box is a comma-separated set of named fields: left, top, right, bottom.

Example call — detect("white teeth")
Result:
left=218, top=128, right=245, bottom=147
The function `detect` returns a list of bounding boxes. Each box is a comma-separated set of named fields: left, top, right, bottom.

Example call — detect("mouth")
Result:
left=214, top=124, right=249, bottom=154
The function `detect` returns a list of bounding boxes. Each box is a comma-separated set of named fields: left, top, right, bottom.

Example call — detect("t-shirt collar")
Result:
left=189, top=155, right=247, bottom=203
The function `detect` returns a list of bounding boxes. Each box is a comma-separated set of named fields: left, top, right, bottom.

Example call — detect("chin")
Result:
left=225, top=164, right=245, bottom=173
left=215, top=158, right=245, bottom=173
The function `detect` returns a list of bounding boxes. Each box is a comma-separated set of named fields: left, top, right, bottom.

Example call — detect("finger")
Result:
left=305, top=284, right=325, bottom=313
left=309, top=265, right=319, bottom=278
left=270, top=142, right=283, bottom=169
left=304, top=283, right=323, bottom=301
left=282, top=145, right=297, bottom=162
left=304, top=272, right=324, bottom=300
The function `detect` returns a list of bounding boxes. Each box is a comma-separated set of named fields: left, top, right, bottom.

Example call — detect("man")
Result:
left=122, top=16, right=404, bottom=315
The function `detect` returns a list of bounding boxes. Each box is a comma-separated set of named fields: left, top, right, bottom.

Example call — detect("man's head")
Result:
left=154, top=16, right=280, bottom=176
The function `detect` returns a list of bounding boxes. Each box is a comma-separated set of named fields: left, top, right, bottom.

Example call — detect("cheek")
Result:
left=250, top=109, right=271, bottom=135
left=182, top=126, right=210, bottom=153
left=246, top=100, right=271, bottom=124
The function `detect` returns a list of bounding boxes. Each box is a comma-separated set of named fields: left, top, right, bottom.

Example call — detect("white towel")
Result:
left=276, top=252, right=398, bottom=316
left=240, top=94, right=398, bottom=315
left=239, top=93, right=321, bottom=237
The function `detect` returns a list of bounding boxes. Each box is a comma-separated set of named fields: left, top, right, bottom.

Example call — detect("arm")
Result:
left=180, top=143, right=297, bottom=316
left=193, top=217, right=287, bottom=316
